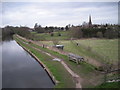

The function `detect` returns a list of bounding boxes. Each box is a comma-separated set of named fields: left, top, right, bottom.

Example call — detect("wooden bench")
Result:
left=68, top=53, right=84, bottom=64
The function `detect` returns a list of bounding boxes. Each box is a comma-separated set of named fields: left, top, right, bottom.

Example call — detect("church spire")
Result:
left=89, top=15, right=92, bottom=27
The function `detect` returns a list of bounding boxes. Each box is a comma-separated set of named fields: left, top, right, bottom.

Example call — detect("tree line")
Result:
left=69, top=25, right=119, bottom=39
left=2, top=26, right=31, bottom=40
left=34, top=23, right=119, bottom=39
left=2, top=24, right=119, bottom=41
left=34, top=23, right=66, bottom=33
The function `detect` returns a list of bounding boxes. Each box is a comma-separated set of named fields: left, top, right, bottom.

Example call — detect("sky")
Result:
left=1, top=1, right=118, bottom=28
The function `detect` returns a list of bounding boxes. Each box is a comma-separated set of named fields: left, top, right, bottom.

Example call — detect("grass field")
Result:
left=75, top=39, right=118, bottom=64
left=14, top=33, right=119, bottom=88
left=31, top=31, right=70, bottom=41
left=31, top=31, right=118, bottom=65
left=14, top=35, right=105, bottom=88
left=41, top=39, right=118, bottom=65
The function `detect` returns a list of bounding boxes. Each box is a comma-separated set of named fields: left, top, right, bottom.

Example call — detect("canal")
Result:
left=2, top=40, right=54, bottom=88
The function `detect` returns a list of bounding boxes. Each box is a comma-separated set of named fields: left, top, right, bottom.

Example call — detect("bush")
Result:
left=52, top=39, right=59, bottom=45
left=58, top=32, right=61, bottom=36
left=69, top=26, right=83, bottom=38
left=95, top=66, right=104, bottom=71
left=97, top=32, right=103, bottom=38
left=104, top=29, right=118, bottom=39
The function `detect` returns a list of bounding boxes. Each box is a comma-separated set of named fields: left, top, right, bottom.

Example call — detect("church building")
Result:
left=82, top=15, right=93, bottom=28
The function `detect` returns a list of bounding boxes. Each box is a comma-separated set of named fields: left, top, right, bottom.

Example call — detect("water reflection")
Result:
left=2, top=40, right=54, bottom=88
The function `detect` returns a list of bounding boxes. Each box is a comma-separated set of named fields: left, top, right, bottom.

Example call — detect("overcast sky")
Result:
left=2, top=2, right=118, bottom=28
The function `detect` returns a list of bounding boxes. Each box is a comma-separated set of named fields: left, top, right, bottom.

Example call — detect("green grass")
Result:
left=31, top=31, right=118, bottom=65
left=14, top=35, right=119, bottom=88
left=41, top=39, right=118, bottom=65
left=31, top=43, right=96, bottom=74
left=14, top=35, right=104, bottom=88
left=41, top=40, right=104, bottom=66
left=31, top=31, right=70, bottom=41
left=13, top=35, right=75, bottom=88
left=95, top=82, right=120, bottom=88
left=16, top=35, right=96, bottom=75
left=75, top=39, right=118, bottom=64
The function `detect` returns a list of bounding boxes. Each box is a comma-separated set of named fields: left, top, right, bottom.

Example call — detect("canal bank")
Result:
left=14, top=35, right=76, bottom=88
left=16, top=40, right=57, bottom=85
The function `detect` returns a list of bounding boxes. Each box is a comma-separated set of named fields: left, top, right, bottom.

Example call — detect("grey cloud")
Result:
left=2, top=2, right=118, bottom=27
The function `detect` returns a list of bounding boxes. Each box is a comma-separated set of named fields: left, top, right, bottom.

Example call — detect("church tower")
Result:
left=89, top=15, right=92, bottom=27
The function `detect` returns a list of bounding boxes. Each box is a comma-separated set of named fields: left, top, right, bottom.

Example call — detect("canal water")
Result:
left=2, top=40, right=54, bottom=88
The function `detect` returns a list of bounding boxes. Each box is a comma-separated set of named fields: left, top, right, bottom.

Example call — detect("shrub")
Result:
left=95, top=66, right=104, bottom=71
left=52, top=39, right=59, bottom=45
left=51, top=33, right=54, bottom=36
left=97, top=32, right=103, bottom=38
left=58, top=32, right=61, bottom=36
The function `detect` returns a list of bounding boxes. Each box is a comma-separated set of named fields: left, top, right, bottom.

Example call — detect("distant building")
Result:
left=82, top=21, right=88, bottom=27
left=28, top=28, right=34, bottom=32
left=82, top=15, right=92, bottom=28
left=88, top=15, right=92, bottom=27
